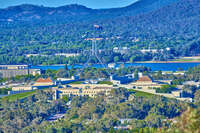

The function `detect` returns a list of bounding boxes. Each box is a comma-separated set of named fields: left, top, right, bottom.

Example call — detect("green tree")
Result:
left=194, top=90, right=200, bottom=106
left=65, top=64, right=69, bottom=71
left=114, top=56, right=119, bottom=63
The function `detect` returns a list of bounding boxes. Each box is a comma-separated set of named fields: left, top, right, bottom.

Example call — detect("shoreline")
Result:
left=135, top=61, right=200, bottom=63
left=33, top=61, right=200, bottom=66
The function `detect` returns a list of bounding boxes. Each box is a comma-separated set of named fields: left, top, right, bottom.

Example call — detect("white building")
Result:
left=55, top=53, right=80, bottom=57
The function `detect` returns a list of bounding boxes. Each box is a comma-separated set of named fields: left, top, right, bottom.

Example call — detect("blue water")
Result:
left=0, top=95, right=7, bottom=98
left=31, top=62, right=200, bottom=71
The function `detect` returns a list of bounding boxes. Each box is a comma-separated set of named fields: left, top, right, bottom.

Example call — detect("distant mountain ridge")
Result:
left=0, top=0, right=199, bottom=59
left=0, top=0, right=180, bottom=23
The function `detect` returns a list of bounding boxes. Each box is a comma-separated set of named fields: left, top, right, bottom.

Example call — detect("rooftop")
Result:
left=36, top=78, right=53, bottom=83
left=137, top=76, right=152, bottom=82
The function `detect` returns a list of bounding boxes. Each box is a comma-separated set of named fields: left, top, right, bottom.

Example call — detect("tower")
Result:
left=74, top=25, right=111, bottom=79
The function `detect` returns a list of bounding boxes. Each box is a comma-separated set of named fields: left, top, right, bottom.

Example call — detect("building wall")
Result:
left=172, top=91, right=182, bottom=97
left=29, top=69, right=41, bottom=76
left=69, top=84, right=113, bottom=89
left=131, top=82, right=162, bottom=89
left=0, top=69, right=29, bottom=78
left=54, top=87, right=112, bottom=100
left=33, top=82, right=54, bottom=86
left=0, top=65, right=28, bottom=70
left=12, top=86, right=34, bottom=91
left=0, top=65, right=41, bottom=78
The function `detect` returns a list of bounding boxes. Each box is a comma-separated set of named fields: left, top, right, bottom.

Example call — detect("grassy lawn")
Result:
left=175, top=59, right=200, bottom=62
left=1, top=90, right=36, bottom=102
left=174, top=57, right=200, bottom=62
left=98, top=81, right=113, bottom=85
left=69, top=81, right=83, bottom=84
left=128, top=89, right=154, bottom=98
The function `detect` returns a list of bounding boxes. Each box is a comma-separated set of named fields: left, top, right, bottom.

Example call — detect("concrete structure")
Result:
left=69, top=84, right=113, bottom=89
left=183, top=81, right=200, bottom=87
left=108, top=63, right=117, bottom=68
left=138, top=72, right=143, bottom=78
left=56, top=77, right=80, bottom=85
left=57, top=78, right=73, bottom=81
left=9, top=77, right=54, bottom=95
left=9, top=85, right=38, bottom=95
left=0, top=65, right=28, bottom=70
left=113, top=47, right=130, bottom=54
left=140, top=49, right=158, bottom=54
left=25, top=54, right=48, bottom=57
left=25, top=54, right=40, bottom=57
left=30, top=69, right=41, bottom=76
left=12, top=86, right=35, bottom=91
left=131, top=76, right=163, bottom=89
left=110, top=75, right=134, bottom=84
left=173, top=71, right=185, bottom=76
left=0, top=65, right=41, bottom=78
left=171, top=90, right=182, bottom=98
left=55, top=53, right=80, bottom=57
left=54, top=85, right=113, bottom=99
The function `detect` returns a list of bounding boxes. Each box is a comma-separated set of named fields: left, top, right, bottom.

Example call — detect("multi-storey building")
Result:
left=0, top=65, right=41, bottom=78
left=53, top=85, right=113, bottom=100
left=131, top=76, right=163, bottom=89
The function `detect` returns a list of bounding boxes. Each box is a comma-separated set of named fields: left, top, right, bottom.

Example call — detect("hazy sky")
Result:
left=0, top=0, right=139, bottom=9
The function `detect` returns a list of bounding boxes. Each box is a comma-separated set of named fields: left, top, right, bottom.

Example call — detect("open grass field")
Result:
left=69, top=81, right=84, bottom=84
left=98, top=81, right=113, bottom=85
left=173, top=56, right=200, bottom=62
left=128, top=89, right=155, bottom=98
left=1, top=90, right=36, bottom=102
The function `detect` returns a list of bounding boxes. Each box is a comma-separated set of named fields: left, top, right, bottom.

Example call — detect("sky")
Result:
left=0, top=0, right=139, bottom=9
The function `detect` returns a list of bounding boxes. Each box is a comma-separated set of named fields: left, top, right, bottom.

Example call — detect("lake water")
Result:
left=0, top=95, right=7, bottom=98
left=31, top=62, right=200, bottom=71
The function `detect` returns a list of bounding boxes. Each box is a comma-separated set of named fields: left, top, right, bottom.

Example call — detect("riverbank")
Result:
left=135, top=60, right=200, bottom=63
left=31, top=62, right=200, bottom=71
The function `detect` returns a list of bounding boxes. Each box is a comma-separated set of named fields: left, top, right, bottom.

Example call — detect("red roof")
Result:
left=137, top=76, right=152, bottom=82
left=36, top=78, right=53, bottom=83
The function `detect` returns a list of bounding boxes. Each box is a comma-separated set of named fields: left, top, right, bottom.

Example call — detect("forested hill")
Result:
left=100, top=0, right=200, bottom=55
left=0, top=0, right=200, bottom=65
left=0, top=0, right=179, bottom=23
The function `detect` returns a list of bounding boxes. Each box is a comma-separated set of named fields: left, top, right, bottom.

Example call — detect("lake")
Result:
left=31, top=62, right=200, bottom=71
left=0, top=95, right=7, bottom=98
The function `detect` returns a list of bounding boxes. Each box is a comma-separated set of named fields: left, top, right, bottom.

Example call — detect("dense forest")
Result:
left=0, top=88, right=189, bottom=133
left=0, top=0, right=199, bottom=65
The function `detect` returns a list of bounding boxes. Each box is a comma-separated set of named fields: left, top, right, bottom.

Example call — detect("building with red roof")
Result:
left=33, top=78, right=55, bottom=86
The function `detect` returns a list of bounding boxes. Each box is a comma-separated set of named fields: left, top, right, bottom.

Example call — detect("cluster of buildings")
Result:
left=9, top=76, right=114, bottom=99
left=4, top=64, right=198, bottom=102
left=9, top=77, right=56, bottom=94
left=25, top=53, right=81, bottom=58
left=113, top=47, right=130, bottom=54
left=110, top=72, right=196, bottom=101
left=55, top=53, right=80, bottom=57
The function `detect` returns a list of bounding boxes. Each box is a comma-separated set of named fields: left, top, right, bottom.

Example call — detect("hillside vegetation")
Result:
left=0, top=0, right=200, bottom=64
